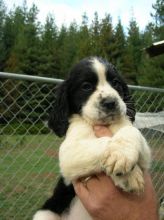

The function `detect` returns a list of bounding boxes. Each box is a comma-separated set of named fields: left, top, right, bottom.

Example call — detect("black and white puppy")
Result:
left=33, top=57, right=151, bottom=220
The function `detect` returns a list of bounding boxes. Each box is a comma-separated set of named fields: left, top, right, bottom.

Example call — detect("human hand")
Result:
left=73, top=173, right=158, bottom=220
left=93, top=125, right=113, bottom=138
left=73, top=126, right=158, bottom=220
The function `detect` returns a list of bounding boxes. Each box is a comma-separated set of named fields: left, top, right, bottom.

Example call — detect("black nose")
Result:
left=101, top=98, right=116, bottom=110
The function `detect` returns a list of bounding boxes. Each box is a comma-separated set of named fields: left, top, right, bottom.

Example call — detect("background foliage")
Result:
left=0, top=0, right=163, bottom=85
left=0, top=0, right=164, bottom=131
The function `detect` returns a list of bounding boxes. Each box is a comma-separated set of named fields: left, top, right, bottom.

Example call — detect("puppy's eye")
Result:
left=81, top=82, right=93, bottom=91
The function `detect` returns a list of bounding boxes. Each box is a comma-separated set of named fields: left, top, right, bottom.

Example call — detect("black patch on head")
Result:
left=68, top=58, right=98, bottom=114
left=48, top=57, right=98, bottom=137
left=101, top=58, right=136, bottom=122
left=48, top=57, right=136, bottom=137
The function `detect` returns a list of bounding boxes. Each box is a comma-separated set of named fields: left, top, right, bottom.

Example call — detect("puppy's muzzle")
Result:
left=100, top=97, right=117, bottom=112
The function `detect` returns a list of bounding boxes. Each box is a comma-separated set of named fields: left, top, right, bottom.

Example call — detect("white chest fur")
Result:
left=59, top=114, right=151, bottom=192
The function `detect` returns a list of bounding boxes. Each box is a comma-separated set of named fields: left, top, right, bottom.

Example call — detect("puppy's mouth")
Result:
left=82, top=100, right=126, bottom=126
left=95, top=110, right=122, bottom=125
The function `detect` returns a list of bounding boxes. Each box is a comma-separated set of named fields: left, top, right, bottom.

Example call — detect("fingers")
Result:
left=93, top=125, right=112, bottom=138
left=73, top=175, right=98, bottom=194
left=73, top=173, right=116, bottom=196
left=72, top=178, right=90, bottom=203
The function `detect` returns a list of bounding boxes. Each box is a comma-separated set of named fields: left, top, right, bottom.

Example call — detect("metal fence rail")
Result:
left=0, top=72, right=164, bottom=220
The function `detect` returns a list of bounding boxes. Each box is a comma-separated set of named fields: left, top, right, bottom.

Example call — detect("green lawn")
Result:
left=0, top=134, right=163, bottom=219
left=0, top=134, right=62, bottom=220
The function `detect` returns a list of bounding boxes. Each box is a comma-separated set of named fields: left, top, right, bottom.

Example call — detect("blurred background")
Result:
left=0, top=0, right=163, bottom=86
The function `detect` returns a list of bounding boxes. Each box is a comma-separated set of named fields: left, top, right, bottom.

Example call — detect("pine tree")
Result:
left=56, top=25, right=68, bottom=78
left=124, top=18, right=142, bottom=84
left=151, top=0, right=164, bottom=40
left=0, top=0, right=6, bottom=71
left=112, top=19, right=126, bottom=71
left=77, top=13, right=92, bottom=59
left=99, top=14, right=114, bottom=61
left=4, top=6, right=27, bottom=73
left=57, top=23, right=79, bottom=78
left=90, top=12, right=101, bottom=55
left=20, top=3, right=42, bottom=75
left=138, top=0, right=164, bottom=88
left=40, top=14, right=59, bottom=77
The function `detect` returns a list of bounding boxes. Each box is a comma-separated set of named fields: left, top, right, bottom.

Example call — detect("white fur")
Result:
left=60, top=115, right=151, bottom=192
left=62, top=197, right=91, bottom=220
left=33, top=210, right=60, bottom=220
left=92, top=57, right=106, bottom=85
left=82, top=58, right=126, bottom=124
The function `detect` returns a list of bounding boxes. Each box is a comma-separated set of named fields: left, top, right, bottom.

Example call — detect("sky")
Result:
left=4, top=0, right=157, bottom=30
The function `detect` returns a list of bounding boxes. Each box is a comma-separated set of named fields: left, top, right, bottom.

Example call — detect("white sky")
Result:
left=4, top=0, right=157, bottom=30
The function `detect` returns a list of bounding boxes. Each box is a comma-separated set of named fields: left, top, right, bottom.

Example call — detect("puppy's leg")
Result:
left=60, top=137, right=111, bottom=183
left=33, top=177, right=75, bottom=220
left=102, top=127, right=141, bottom=176
left=102, top=126, right=150, bottom=192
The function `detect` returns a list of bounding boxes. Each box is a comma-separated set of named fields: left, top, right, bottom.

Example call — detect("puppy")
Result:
left=33, top=57, right=151, bottom=220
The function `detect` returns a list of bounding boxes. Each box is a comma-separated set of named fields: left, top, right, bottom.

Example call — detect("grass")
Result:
left=0, top=134, right=62, bottom=220
left=0, top=133, right=163, bottom=219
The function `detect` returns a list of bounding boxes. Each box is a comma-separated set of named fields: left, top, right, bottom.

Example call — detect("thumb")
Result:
left=93, top=125, right=112, bottom=138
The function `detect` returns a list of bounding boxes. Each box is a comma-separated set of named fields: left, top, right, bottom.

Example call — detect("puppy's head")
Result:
left=48, top=57, right=135, bottom=137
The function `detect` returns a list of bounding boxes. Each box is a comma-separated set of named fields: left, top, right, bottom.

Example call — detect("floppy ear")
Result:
left=48, top=82, right=69, bottom=137
left=122, top=85, right=136, bottom=122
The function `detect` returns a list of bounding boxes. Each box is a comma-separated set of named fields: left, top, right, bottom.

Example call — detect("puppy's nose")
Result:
left=101, top=98, right=116, bottom=110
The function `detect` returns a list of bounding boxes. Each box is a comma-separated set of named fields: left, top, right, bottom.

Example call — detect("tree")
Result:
left=4, top=6, right=27, bottom=73
left=77, top=13, right=92, bottom=59
left=8, top=3, right=41, bottom=76
left=0, top=0, right=6, bottom=71
left=123, top=18, right=142, bottom=84
left=151, top=0, right=164, bottom=40
left=138, top=0, right=164, bottom=88
left=112, top=19, right=126, bottom=71
left=0, top=0, right=163, bottom=87
left=57, top=23, right=79, bottom=78
left=99, top=14, right=114, bottom=61
left=90, top=12, right=101, bottom=55
left=39, top=14, right=59, bottom=77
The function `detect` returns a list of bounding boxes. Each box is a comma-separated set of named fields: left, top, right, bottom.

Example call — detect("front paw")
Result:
left=111, top=165, right=145, bottom=193
left=102, top=149, right=138, bottom=177
left=126, top=165, right=144, bottom=193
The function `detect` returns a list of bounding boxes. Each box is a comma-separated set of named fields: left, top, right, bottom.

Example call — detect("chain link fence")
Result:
left=0, top=72, right=164, bottom=220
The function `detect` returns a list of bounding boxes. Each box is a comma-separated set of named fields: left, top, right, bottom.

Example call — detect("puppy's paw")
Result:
left=102, top=149, right=137, bottom=177
left=111, top=165, right=144, bottom=193
left=33, top=210, right=60, bottom=220
left=126, top=165, right=144, bottom=193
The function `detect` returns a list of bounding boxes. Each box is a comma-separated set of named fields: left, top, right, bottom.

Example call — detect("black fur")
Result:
left=48, top=58, right=98, bottom=136
left=48, top=82, right=70, bottom=137
left=42, top=177, right=75, bottom=215
left=40, top=57, right=136, bottom=217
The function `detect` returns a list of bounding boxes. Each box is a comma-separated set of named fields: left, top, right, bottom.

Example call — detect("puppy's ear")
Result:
left=48, top=82, right=69, bottom=137
left=123, top=86, right=136, bottom=122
